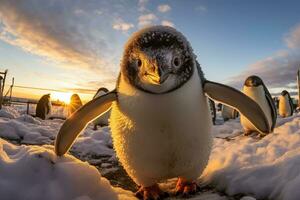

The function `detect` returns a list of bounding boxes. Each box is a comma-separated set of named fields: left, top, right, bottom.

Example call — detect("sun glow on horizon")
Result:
left=51, top=92, right=72, bottom=104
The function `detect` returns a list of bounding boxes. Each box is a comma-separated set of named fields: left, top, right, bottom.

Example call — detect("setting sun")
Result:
left=51, top=92, right=72, bottom=104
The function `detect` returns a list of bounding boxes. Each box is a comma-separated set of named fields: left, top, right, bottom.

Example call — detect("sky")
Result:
left=0, top=0, right=300, bottom=101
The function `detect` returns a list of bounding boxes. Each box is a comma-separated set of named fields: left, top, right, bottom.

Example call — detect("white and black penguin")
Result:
left=36, top=94, right=52, bottom=120
left=279, top=90, right=294, bottom=117
left=92, top=87, right=111, bottom=130
left=55, top=26, right=269, bottom=199
left=221, top=104, right=239, bottom=121
left=68, top=94, right=83, bottom=116
left=208, top=98, right=216, bottom=125
left=240, top=75, right=277, bottom=135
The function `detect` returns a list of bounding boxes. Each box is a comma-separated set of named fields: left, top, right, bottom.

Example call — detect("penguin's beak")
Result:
left=158, top=68, right=169, bottom=84
left=144, top=63, right=170, bottom=85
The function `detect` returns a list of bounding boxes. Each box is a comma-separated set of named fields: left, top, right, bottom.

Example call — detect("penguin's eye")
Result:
left=136, top=59, right=142, bottom=68
left=172, top=57, right=181, bottom=68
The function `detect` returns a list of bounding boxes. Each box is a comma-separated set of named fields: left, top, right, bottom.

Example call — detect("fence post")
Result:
left=298, top=69, right=300, bottom=108
left=27, top=102, right=30, bottom=115
left=0, top=76, right=3, bottom=109
left=9, top=77, right=14, bottom=105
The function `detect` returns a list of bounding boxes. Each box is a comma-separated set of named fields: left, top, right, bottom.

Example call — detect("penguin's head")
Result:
left=70, top=94, right=80, bottom=102
left=281, top=90, right=289, bottom=96
left=244, top=75, right=263, bottom=87
left=121, top=25, right=196, bottom=94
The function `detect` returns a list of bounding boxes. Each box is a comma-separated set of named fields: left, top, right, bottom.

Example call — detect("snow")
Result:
left=2, top=105, right=300, bottom=200
left=203, top=114, right=300, bottom=200
left=0, top=138, right=135, bottom=200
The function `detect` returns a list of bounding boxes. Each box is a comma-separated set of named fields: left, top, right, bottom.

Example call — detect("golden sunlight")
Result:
left=51, top=92, right=72, bottom=104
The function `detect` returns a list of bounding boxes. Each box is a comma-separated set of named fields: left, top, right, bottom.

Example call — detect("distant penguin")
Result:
left=241, top=76, right=277, bottom=135
left=36, top=94, right=51, bottom=120
left=92, top=87, right=111, bottom=130
left=217, top=103, right=222, bottom=112
left=279, top=90, right=293, bottom=117
left=273, top=97, right=279, bottom=110
left=221, top=104, right=239, bottom=121
left=208, top=99, right=216, bottom=125
left=55, top=26, right=269, bottom=199
left=68, top=94, right=83, bottom=116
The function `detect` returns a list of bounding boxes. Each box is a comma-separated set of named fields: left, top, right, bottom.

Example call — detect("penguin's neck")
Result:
left=117, top=69, right=204, bottom=118
left=243, top=85, right=264, bottom=98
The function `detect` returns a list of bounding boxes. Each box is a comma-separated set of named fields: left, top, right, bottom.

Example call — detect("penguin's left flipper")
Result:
left=55, top=90, right=117, bottom=156
left=204, top=81, right=270, bottom=134
left=265, top=91, right=277, bottom=131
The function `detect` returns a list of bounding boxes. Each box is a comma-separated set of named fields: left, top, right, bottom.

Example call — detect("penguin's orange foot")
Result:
left=135, top=184, right=169, bottom=200
left=175, top=178, right=198, bottom=197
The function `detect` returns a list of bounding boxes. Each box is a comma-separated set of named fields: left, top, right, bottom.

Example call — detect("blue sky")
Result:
left=0, top=0, right=300, bottom=100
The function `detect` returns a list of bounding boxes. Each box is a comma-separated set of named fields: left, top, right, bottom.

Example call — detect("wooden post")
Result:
left=0, top=70, right=8, bottom=109
left=9, top=77, right=14, bottom=105
left=27, top=102, right=30, bottom=115
left=297, top=69, right=300, bottom=108
left=0, top=77, right=2, bottom=109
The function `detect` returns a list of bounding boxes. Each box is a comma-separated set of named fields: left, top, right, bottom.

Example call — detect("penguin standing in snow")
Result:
left=279, top=90, right=294, bottom=117
left=36, top=94, right=51, bottom=120
left=221, top=104, right=239, bottom=121
left=55, top=26, right=269, bottom=199
left=240, top=76, right=277, bottom=135
left=208, top=99, right=216, bottom=125
left=92, top=87, right=111, bottom=130
left=68, top=94, right=83, bottom=116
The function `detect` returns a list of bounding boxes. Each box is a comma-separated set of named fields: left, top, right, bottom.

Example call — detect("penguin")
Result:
left=240, top=75, right=277, bottom=135
left=68, top=94, right=83, bottom=116
left=273, top=97, right=279, bottom=110
left=217, top=103, right=222, bottom=112
left=279, top=90, right=294, bottom=117
left=221, top=104, right=239, bottom=121
left=55, top=26, right=269, bottom=199
left=208, top=98, right=216, bottom=125
left=92, top=87, right=111, bottom=130
left=36, top=94, right=51, bottom=120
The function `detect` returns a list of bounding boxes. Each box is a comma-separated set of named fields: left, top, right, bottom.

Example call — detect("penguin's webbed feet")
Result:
left=244, top=130, right=253, bottom=136
left=175, top=178, right=198, bottom=197
left=135, top=184, right=169, bottom=200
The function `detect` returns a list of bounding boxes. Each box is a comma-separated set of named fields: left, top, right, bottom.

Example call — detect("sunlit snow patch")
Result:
left=0, top=138, right=135, bottom=200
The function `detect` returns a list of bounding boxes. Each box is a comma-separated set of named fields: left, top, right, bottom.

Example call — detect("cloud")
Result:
left=157, top=4, right=171, bottom=13
left=138, top=13, right=158, bottom=27
left=113, top=19, right=134, bottom=32
left=0, top=0, right=130, bottom=88
left=226, top=24, right=300, bottom=92
left=195, top=5, right=207, bottom=12
left=138, top=0, right=148, bottom=12
left=285, top=25, right=300, bottom=49
left=161, top=20, right=175, bottom=27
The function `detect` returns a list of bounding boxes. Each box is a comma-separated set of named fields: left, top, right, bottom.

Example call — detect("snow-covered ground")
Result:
left=1, top=105, right=300, bottom=200
left=0, top=138, right=134, bottom=200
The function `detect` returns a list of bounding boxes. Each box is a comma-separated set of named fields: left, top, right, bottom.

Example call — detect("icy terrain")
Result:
left=0, top=105, right=300, bottom=200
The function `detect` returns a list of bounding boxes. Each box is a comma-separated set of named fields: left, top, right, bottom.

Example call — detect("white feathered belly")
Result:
left=109, top=73, right=212, bottom=186
left=241, top=86, right=272, bottom=133
left=279, top=96, right=291, bottom=117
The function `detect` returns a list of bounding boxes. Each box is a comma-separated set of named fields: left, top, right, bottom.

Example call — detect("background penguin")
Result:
left=92, top=87, right=111, bottom=130
left=36, top=94, right=51, bottom=120
left=279, top=90, right=294, bottom=117
left=221, top=104, right=239, bottom=121
left=68, top=94, right=83, bottom=116
left=208, top=98, right=216, bottom=125
left=55, top=26, right=269, bottom=200
left=217, top=103, right=222, bottom=111
left=273, top=97, right=279, bottom=110
left=240, top=75, right=277, bottom=135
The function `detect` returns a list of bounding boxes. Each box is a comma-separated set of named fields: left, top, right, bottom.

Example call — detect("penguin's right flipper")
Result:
left=55, top=90, right=117, bottom=156
left=204, top=81, right=270, bottom=134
